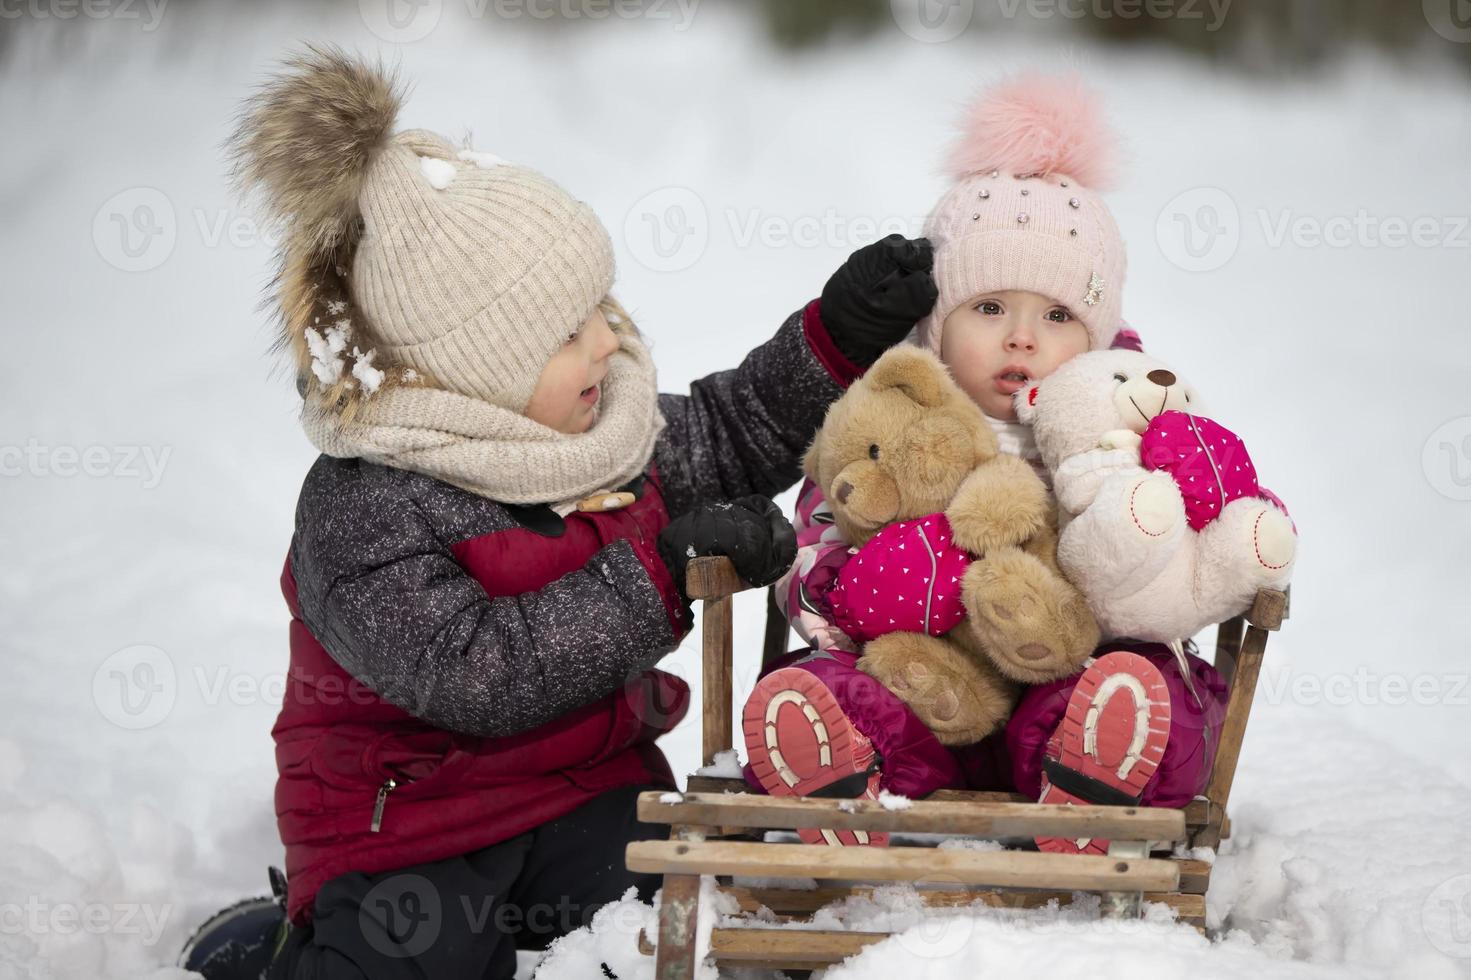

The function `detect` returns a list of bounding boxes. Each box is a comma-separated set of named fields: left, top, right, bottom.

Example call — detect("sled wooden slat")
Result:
left=687, top=779, right=1216, bottom=832
left=681, top=774, right=750, bottom=796
left=638, top=887, right=1208, bottom=969
left=638, top=926, right=890, bottom=967
left=790, top=785, right=1215, bottom=830
left=709, top=927, right=889, bottom=965
left=638, top=790, right=1186, bottom=841
left=1174, top=858, right=1211, bottom=894
left=722, top=883, right=1207, bottom=921
left=688, top=556, right=742, bottom=764
left=1215, top=615, right=1245, bottom=685
left=627, top=839, right=1180, bottom=893
left=701, top=593, right=733, bottom=766
left=651, top=872, right=701, bottom=979
left=922, top=787, right=1031, bottom=805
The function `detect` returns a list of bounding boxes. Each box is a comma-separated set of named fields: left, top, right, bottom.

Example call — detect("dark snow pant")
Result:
left=268, top=783, right=667, bottom=980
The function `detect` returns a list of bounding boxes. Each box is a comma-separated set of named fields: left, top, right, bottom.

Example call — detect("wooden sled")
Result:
left=626, top=556, right=1289, bottom=977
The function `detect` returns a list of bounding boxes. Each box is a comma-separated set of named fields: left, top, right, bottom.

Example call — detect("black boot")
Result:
left=177, top=868, right=289, bottom=980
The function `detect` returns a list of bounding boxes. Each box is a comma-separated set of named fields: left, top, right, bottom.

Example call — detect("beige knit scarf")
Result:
left=301, top=332, right=664, bottom=507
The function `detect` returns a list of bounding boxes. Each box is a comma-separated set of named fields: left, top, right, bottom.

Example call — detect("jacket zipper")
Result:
left=370, top=778, right=397, bottom=833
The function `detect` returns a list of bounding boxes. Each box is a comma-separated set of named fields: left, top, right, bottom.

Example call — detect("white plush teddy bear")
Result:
left=1015, top=350, right=1296, bottom=644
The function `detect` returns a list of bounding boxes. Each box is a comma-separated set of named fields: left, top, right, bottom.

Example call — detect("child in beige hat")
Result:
left=180, top=45, right=936, bottom=979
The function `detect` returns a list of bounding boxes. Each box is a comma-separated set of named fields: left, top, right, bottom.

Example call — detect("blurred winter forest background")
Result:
left=3, top=1, right=1470, bottom=977
left=6, top=0, right=1471, bottom=67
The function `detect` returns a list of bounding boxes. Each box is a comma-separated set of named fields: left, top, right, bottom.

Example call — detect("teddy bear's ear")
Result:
left=1014, top=383, right=1041, bottom=424
left=864, top=346, right=951, bottom=409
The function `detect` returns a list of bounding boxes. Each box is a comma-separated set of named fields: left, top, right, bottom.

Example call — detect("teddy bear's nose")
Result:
left=835, top=480, right=854, bottom=505
left=1147, top=369, right=1177, bottom=387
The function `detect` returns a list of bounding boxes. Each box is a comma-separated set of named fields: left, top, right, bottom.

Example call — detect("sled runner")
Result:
left=626, top=556, right=1288, bottom=976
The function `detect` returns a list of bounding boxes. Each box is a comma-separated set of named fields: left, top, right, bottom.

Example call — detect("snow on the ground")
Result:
left=818, top=704, right=1471, bottom=980
left=1, top=1, right=1468, bottom=977
left=530, top=704, right=1471, bottom=980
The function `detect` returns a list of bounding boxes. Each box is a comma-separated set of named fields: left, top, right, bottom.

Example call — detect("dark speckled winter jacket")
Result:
left=272, top=301, right=859, bottom=925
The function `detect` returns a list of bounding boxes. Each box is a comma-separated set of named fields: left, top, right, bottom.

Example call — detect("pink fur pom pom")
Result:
left=945, top=73, right=1119, bottom=190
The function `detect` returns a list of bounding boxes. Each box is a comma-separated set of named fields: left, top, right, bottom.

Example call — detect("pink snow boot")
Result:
left=1035, top=651, right=1172, bottom=855
left=743, top=666, right=888, bottom=847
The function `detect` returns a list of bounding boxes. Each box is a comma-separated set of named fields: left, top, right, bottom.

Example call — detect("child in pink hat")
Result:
left=916, top=72, right=1136, bottom=473
left=743, top=74, right=1228, bottom=852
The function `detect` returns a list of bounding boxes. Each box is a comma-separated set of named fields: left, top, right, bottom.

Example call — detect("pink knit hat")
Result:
left=917, top=74, right=1127, bottom=354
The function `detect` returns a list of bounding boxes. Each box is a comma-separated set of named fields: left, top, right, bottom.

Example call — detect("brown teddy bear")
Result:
left=803, top=345, right=1100, bottom=744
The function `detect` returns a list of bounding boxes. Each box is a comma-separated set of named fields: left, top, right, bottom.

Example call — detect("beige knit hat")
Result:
left=917, top=73, right=1127, bottom=354
left=227, top=45, right=614, bottom=415
left=353, top=129, right=615, bottom=412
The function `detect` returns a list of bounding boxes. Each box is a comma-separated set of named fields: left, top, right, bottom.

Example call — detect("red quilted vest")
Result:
left=272, top=475, right=690, bottom=926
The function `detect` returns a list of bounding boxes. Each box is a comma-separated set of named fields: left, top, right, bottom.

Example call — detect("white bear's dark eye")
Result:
left=1184, top=391, right=1192, bottom=403
left=1112, top=373, right=1128, bottom=384
left=868, top=444, right=881, bottom=461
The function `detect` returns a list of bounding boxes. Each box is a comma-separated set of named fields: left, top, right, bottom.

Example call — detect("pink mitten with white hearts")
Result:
left=1139, top=411, right=1261, bottom=531
left=826, top=513, right=974, bottom=644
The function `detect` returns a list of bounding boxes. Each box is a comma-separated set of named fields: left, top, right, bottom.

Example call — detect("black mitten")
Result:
left=819, top=234, right=938, bottom=367
left=657, top=496, right=797, bottom=600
